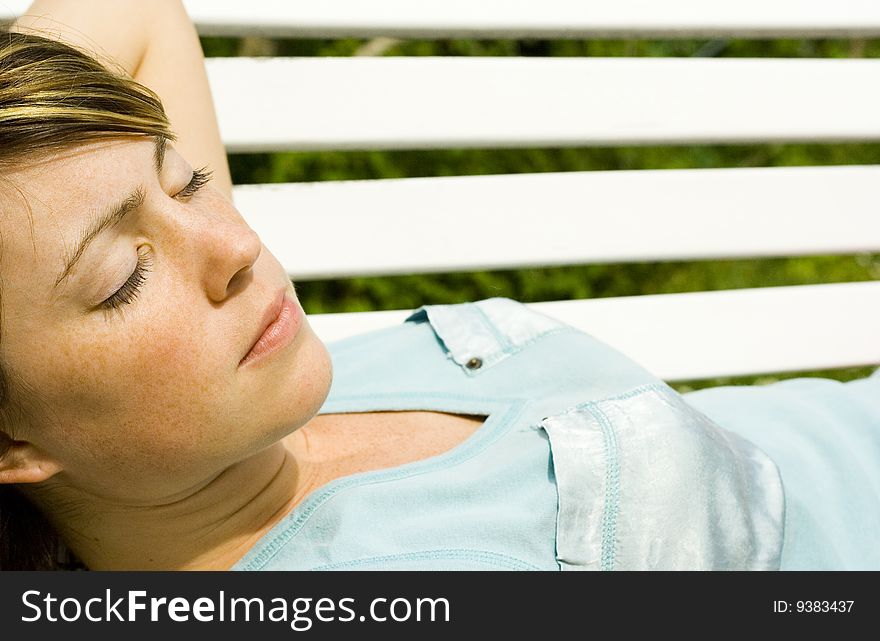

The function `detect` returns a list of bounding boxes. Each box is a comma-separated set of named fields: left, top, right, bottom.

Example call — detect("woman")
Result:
left=1, top=1, right=878, bottom=571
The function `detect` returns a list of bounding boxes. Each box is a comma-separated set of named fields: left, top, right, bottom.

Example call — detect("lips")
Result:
left=241, top=287, right=287, bottom=364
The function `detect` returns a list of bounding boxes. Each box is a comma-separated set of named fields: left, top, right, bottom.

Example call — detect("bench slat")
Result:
left=206, top=57, right=880, bottom=152
left=235, top=165, right=880, bottom=279
left=307, top=281, right=880, bottom=381
left=7, top=0, right=880, bottom=38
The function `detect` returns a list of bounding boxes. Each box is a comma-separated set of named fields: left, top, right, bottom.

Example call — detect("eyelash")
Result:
left=100, top=251, right=153, bottom=312
left=176, top=166, right=213, bottom=199
left=99, top=167, right=213, bottom=312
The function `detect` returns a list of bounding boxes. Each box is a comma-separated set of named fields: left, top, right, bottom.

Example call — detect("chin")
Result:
left=265, top=328, right=334, bottom=443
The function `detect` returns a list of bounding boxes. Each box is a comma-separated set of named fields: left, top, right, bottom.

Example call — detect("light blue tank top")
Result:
left=231, top=298, right=880, bottom=571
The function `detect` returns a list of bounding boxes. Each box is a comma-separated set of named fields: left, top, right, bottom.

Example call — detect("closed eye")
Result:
left=175, top=166, right=213, bottom=199
left=94, top=166, right=214, bottom=316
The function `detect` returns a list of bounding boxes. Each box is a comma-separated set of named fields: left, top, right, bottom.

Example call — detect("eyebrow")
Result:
left=53, top=136, right=167, bottom=290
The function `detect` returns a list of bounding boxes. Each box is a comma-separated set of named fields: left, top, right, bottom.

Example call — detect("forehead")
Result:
left=0, top=137, right=153, bottom=241
left=3, top=137, right=152, bottom=205
left=0, top=138, right=155, bottom=292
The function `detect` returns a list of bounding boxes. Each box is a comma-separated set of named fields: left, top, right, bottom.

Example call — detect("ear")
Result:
left=0, top=437, right=63, bottom=485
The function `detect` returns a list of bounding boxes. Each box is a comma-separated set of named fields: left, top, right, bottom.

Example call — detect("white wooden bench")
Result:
left=4, top=0, right=879, bottom=382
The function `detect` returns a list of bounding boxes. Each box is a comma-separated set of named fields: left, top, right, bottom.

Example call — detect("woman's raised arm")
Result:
left=10, top=0, right=234, bottom=201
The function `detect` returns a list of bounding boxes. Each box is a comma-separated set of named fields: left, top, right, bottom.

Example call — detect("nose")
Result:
left=201, top=212, right=263, bottom=302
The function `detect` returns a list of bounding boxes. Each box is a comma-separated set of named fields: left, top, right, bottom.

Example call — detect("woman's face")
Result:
left=0, top=137, right=333, bottom=504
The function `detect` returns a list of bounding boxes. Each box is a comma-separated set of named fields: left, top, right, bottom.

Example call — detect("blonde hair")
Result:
left=0, top=26, right=176, bottom=570
left=0, top=27, right=176, bottom=168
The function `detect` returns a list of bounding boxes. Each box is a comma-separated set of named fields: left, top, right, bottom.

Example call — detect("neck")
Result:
left=29, top=436, right=320, bottom=570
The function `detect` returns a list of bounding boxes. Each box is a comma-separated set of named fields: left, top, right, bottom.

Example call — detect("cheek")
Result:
left=119, top=319, right=227, bottom=408
left=69, top=323, right=231, bottom=471
left=37, top=314, right=222, bottom=417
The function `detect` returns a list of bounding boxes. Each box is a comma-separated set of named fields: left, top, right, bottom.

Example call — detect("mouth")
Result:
left=239, top=286, right=302, bottom=368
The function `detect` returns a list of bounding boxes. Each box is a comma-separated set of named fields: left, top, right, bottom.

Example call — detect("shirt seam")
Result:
left=309, top=549, right=542, bottom=571
left=472, top=303, right=515, bottom=353
left=582, top=403, right=621, bottom=572
left=461, top=326, right=580, bottom=376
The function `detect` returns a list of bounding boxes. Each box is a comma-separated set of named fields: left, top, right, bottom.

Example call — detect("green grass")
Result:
left=203, top=35, right=880, bottom=389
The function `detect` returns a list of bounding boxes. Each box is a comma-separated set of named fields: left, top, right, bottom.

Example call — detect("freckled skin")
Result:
left=0, top=137, right=334, bottom=567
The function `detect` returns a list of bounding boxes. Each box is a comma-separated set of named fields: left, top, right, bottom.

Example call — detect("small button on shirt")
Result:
left=231, top=298, right=880, bottom=571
